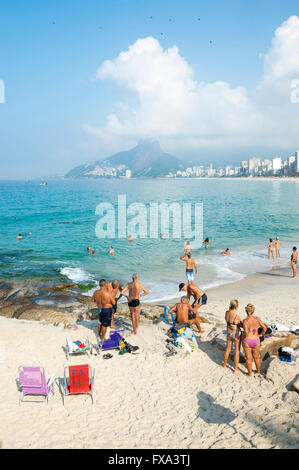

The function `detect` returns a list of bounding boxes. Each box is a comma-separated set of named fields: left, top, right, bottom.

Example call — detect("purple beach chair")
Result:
left=18, top=366, right=55, bottom=404
left=97, top=328, right=124, bottom=355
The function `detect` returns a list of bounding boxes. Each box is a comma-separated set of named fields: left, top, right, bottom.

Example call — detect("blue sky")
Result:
left=1, top=0, right=299, bottom=178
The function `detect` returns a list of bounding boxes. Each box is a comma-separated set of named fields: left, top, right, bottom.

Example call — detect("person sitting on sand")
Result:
left=221, top=248, right=231, bottom=255
left=275, top=237, right=281, bottom=258
left=242, top=304, right=267, bottom=378
left=121, top=274, right=149, bottom=335
left=178, top=282, right=207, bottom=309
left=179, top=253, right=198, bottom=286
left=16, top=233, right=23, bottom=240
left=107, top=279, right=122, bottom=328
left=91, top=279, right=115, bottom=342
left=223, top=300, right=242, bottom=374
left=109, top=246, right=115, bottom=255
left=268, top=238, right=275, bottom=260
left=168, top=296, right=203, bottom=333
left=184, top=241, right=193, bottom=255
left=291, top=246, right=298, bottom=278
left=128, top=235, right=133, bottom=242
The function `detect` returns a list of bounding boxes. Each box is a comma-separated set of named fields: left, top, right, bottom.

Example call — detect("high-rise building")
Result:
left=248, top=157, right=261, bottom=173
left=125, top=169, right=132, bottom=178
left=272, top=157, right=282, bottom=172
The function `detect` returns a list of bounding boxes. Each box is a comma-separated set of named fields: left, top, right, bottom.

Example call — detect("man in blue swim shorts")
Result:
left=179, top=253, right=198, bottom=285
left=92, top=279, right=115, bottom=342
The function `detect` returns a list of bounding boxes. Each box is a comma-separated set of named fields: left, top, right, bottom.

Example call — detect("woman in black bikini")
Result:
left=223, top=300, right=242, bottom=374
left=291, top=246, right=298, bottom=278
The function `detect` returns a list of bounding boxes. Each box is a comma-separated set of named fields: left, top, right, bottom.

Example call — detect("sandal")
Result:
left=103, top=353, right=113, bottom=359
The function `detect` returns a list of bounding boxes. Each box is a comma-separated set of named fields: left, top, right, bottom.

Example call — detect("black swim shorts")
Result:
left=112, top=303, right=117, bottom=314
left=99, top=308, right=113, bottom=327
left=128, top=299, right=140, bottom=307
left=198, top=293, right=207, bottom=305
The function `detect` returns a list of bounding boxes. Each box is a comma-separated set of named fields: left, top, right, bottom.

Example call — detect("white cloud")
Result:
left=85, top=16, right=299, bottom=157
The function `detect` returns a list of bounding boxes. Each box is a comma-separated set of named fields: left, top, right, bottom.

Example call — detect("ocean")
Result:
left=1, top=178, right=299, bottom=302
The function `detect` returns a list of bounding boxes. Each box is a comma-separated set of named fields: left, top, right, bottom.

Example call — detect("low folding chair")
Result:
left=62, top=364, right=95, bottom=406
left=65, top=337, right=91, bottom=360
left=18, top=366, right=55, bottom=404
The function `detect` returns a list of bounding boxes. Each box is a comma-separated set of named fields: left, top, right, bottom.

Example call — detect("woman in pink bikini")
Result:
left=242, top=304, right=267, bottom=378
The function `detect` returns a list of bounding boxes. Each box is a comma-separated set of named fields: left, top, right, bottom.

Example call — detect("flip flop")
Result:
left=103, top=353, right=113, bottom=359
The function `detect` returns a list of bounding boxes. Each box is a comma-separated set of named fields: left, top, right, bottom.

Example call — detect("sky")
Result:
left=1, top=0, right=299, bottom=179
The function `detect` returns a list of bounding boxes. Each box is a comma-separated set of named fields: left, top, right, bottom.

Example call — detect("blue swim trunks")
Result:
left=186, top=269, right=194, bottom=282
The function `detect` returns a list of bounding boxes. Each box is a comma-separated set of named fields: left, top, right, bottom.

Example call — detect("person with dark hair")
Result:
left=204, top=238, right=214, bottom=249
left=221, top=248, right=231, bottom=255
left=291, top=246, right=298, bottom=278
left=268, top=238, right=275, bottom=260
left=107, top=279, right=122, bottom=328
left=178, top=282, right=207, bottom=308
left=16, top=233, right=23, bottom=240
left=91, top=279, right=115, bottom=341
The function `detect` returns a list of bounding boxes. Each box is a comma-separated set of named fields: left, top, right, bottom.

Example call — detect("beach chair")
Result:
left=65, top=337, right=91, bottom=360
left=63, top=364, right=95, bottom=406
left=164, top=306, right=175, bottom=326
left=18, top=366, right=55, bottom=404
left=97, top=328, right=124, bottom=356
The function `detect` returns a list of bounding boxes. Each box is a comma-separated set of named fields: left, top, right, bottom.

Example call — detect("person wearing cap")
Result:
left=121, top=274, right=149, bottom=335
left=179, top=282, right=207, bottom=309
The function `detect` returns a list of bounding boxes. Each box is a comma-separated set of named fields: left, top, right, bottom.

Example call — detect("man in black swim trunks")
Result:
left=178, top=282, right=207, bottom=308
left=91, top=279, right=115, bottom=342
left=121, top=273, right=149, bottom=335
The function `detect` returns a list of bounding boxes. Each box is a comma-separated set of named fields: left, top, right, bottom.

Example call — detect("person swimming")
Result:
left=109, top=246, right=115, bottom=255
left=221, top=248, right=230, bottom=255
left=204, top=238, right=214, bottom=249
left=16, top=233, right=23, bottom=240
left=128, top=235, right=133, bottom=242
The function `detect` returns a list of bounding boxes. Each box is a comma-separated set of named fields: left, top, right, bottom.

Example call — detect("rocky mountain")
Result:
left=65, top=140, right=181, bottom=178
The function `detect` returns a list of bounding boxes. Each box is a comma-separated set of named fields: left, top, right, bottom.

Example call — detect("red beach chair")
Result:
left=63, top=364, right=95, bottom=405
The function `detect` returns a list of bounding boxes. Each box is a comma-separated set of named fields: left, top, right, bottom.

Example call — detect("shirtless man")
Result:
left=291, top=246, right=298, bottom=278
left=275, top=238, right=281, bottom=258
left=268, top=238, right=275, bottom=260
left=178, top=282, right=207, bottom=308
left=180, top=253, right=197, bottom=285
left=184, top=241, right=193, bottom=255
left=121, top=274, right=149, bottom=335
left=168, top=296, right=203, bottom=333
left=107, top=279, right=122, bottom=328
left=16, top=233, right=23, bottom=240
left=221, top=248, right=231, bottom=255
left=91, top=279, right=115, bottom=342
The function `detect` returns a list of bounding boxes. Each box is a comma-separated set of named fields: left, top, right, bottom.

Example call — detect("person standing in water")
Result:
left=204, top=238, right=214, bottom=250
left=242, top=304, right=267, bottom=378
left=268, top=238, right=275, bottom=260
left=121, top=274, right=149, bottom=335
left=291, top=246, right=298, bottom=278
left=109, top=246, right=115, bottom=255
left=275, top=238, right=281, bottom=258
left=223, top=300, right=242, bottom=374
left=180, top=253, right=198, bottom=285
left=184, top=241, right=193, bottom=255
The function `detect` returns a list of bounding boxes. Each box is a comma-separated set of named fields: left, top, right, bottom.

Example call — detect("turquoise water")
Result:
left=1, top=179, right=299, bottom=302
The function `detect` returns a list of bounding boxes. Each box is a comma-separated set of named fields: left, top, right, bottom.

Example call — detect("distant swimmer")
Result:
left=121, top=273, right=149, bottom=335
left=179, top=282, right=207, bottom=309
left=268, top=238, right=275, bottom=260
left=168, top=296, right=203, bottom=333
left=291, top=246, right=298, bottom=278
left=91, top=279, right=116, bottom=342
left=275, top=237, right=281, bottom=258
left=180, top=253, right=198, bottom=285
left=29, top=232, right=32, bottom=236
left=107, top=279, right=122, bottom=328
left=16, top=233, right=23, bottom=240
left=221, top=248, right=231, bottom=255
left=204, top=238, right=214, bottom=250
left=128, top=235, right=133, bottom=242
left=184, top=241, right=193, bottom=255
left=91, top=250, right=96, bottom=256
left=109, top=246, right=115, bottom=255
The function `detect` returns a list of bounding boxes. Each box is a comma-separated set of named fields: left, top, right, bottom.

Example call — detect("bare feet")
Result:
left=234, top=369, right=241, bottom=374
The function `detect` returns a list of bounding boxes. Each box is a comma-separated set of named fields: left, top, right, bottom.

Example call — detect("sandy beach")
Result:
left=0, top=266, right=298, bottom=449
